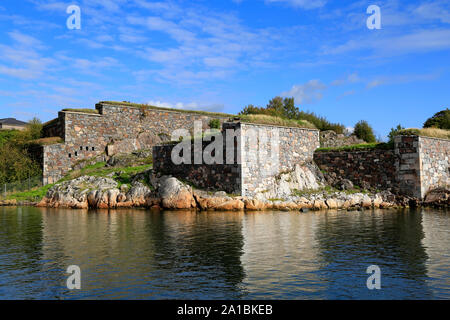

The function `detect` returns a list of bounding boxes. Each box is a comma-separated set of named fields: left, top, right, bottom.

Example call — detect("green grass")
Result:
left=316, top=142, right=394, bottom=152
left=62, top=162, right=152, bottom=182
left=238, top=114, right=317, bottom=129
left=397, top=128, right=450, bottom=140
left=6, top=184, right=54, bottom=202
left=61, top=108, right=100, bottom=114
left=99, top=101, right=234, bottom=118
left=6, top=161, right=154, bottom=202
left=292, top=185, right=368, bottom=197
left=29, top=137, right=64, bottom=146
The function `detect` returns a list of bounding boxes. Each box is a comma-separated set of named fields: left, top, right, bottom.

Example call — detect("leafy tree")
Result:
left=423, top=108, right=450, bottom=129
left=354, top=120, right=376, bottom=143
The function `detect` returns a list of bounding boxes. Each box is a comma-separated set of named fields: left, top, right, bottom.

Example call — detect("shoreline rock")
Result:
left=28, top=175, right=449, bottom=211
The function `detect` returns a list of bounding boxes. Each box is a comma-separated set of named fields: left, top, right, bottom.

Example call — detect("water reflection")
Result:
left=0, top=207, right=448, bottom=299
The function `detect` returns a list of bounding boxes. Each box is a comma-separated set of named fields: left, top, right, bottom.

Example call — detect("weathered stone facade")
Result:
left=153, top=122, right=320, bottom=197
left=315, top=135, right=450, bottom=199
left=41, top=103, right=229, bottom=184
left=320, top=130, right=365, bottom=148
left=419, top=136, right=450, bottom=197
left=314, top=149, right=397, bottom=191
left=153, top=138, right=241, bottom=194
left=240, top=123, right=320, bottom=197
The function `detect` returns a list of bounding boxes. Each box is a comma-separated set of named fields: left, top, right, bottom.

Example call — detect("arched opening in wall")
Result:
left=68, top=153, right=71, bottom=158
left=80, top=146, right=83, bottom=151
left=86, top=146, right=89, bottom=151
left=92, top=147, right=95, bottom=151
left=75, top=151, right=78, bottom=157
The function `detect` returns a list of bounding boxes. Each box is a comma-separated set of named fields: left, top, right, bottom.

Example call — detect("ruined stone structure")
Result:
left=40, top=102, right=230, bottom=184
left=314, top=135, right=450, bottom=199
left=154, top=122, right=320, bottom=197
left=320, top=130, right=365, bottom=148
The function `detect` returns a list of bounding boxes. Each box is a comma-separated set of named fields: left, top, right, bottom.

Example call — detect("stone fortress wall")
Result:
left=153, top=122, right=320, bottom=197
left=41, top=102, right=230, bottom=184
left=41, top=102, right=449, bottom=200
left=315, top=135, right=450, bottom=199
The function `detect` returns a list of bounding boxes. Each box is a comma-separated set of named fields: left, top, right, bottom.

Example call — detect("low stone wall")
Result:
left=320, top=130, right=365, bottom=148
left=153, top=142, right=241, bottom=195
left=314, top=149, right=397, bottom=191
left=315, top=136, right=450, bottom=199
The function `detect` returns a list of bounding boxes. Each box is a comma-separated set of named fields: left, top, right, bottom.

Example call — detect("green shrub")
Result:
left=209, top=119, right=221, bottom=129
left=0, top=118, right=44, bottom=184
left=354, top=120, right=376, bottom=143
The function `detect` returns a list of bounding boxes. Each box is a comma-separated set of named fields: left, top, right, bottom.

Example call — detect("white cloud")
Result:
left=325, top=29, right=450, bottom=57
left=265, top=0, right=327, bottom=10
left=281, top=80, right=327, bottom=104
left=0, top=31, right=55, bottom=80
left=366, top=72, right=440, bottom=89
left=148, top=100, right=224, bottom=112
left=332, top=73, right=360, bottom=86
left=414, top=1, right=450, bottom=24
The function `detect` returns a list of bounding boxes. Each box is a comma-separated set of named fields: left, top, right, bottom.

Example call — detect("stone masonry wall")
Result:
left=394, top=135, right=421, bottom=198
left=320, top=130, right=365, bottom=148
left=314, top=149, right=398, bottom=191
left=315, top=136, right=450, bottom=199
left=419, top=136, right=450, bottom=198
left=153, top=122, right=320, bottom=197
left=41, top=103, right=229, bottom=184
left=153, top=137, right=241, bottom=194
left=240, top=123, right=320, bottom=197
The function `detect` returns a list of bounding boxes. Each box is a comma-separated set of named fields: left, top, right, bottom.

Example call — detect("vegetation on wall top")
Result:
left=316, top=142, right=394, bottom=152
left=396, top=128, right=450, bottom=140
left=239, top=96, right=345, bottom=133
left=99, top=101, right=235, bottom=118
left=238, top=114, right=316, bottom=129
left=62, top=108, right=100, bottom=114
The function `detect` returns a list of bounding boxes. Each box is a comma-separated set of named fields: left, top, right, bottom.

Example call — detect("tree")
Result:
left=388, top=124, right=405, bottom=143
left=354, top=120, right=376, bottom=143
left=423, top=108, right=450, bottom=129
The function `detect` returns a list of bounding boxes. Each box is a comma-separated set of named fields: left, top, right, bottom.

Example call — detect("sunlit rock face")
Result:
left=254, top=162, right=325, bottom=201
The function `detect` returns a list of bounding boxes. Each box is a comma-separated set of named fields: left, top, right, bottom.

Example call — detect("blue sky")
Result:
left=0, top=0, right=449, bottom=139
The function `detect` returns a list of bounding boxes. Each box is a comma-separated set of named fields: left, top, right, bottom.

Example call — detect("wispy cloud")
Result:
left=265, top=0, right=327, bottom=9
left=366, top=72, right=440, bottom=88
left=281, top=80, right=327, bottom=104
left=148, top=100, right=224, bottom=112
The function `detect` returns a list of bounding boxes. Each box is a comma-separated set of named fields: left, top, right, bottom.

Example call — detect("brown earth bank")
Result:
left=1, top=175, right=444, bottom=211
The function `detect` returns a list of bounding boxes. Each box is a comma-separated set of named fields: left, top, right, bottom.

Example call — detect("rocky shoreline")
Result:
left=1, top=174, right=447, bottom=211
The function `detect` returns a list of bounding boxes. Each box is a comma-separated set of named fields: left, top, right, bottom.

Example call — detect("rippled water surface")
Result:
left=0, top=207, right=448, bottom=300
